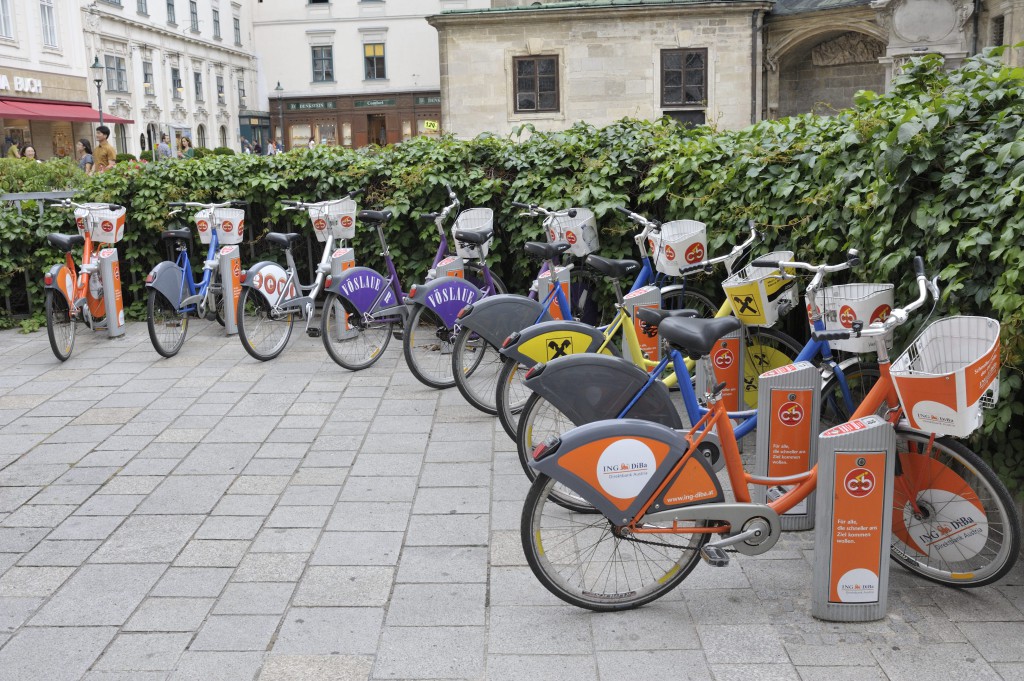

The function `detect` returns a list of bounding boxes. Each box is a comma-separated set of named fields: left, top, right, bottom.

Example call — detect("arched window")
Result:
left=197, top=124, right=207, bottom=148
left=219, top=126, right=227, bottom=148
left=115, top=124, right=127, bottom=154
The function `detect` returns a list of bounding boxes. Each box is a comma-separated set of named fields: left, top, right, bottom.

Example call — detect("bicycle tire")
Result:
left=237, top=285, right=294, bottom=361
left=819, top=362, right=882, bottom=432
left=660, top=287, right=718, bottom=317
left=741, top=327, right=804, bottom=409
left=451, top=325, right=502, bottom=414
left=147, top=289, right=188, bottom=358
left=889, top=427, right=1020, bottom=587
left=403, top=303, right=457, bottom=389
left=496, top=358, right=529, bottom=441
left=521, top=473, right=708, bottom=611
left=464, top=263, right=508, bottom=295
left=45, top=289, right=75, bottom=361
left=321, top=292, right=393, bottom=371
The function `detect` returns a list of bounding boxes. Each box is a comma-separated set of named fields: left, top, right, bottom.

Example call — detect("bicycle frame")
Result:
left=175, top=230, right=221, bottom=314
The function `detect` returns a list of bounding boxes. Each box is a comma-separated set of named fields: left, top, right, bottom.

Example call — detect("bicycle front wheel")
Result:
left=741, top=327, right=803, bottom=409
left=819, top=362, right=882, bottom=432
left=890, top=428, right=1020, bottom=587
left=451, top=325, right=503, bottom=414
left=45, top=289, right=75, bottom=361
left=403, top=304, right=456, bottom=389
left=237, top=285, right=294, bottom=361
left=522, top=474, right=708, bottom=611
left=496, top=359, right=529, bottom=441
left=147, top=289, right=188, bottom=358
left=660, top=287, right=718, bottom=317
left=321, top=292, right=393, bottom=371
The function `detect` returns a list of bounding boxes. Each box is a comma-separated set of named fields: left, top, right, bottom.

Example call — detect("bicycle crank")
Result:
left=643, top=502, right=781, bottom=557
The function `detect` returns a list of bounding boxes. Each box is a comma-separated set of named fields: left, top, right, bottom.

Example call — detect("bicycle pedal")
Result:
left=306, top=328, right=321, bottom=338
left=699, top=545, right=730, bottom=568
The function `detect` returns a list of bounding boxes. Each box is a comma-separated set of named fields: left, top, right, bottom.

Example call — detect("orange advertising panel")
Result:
left=829, top=452, right=886, bottom=604
left=110, top=259, right=124, bottom=327
left=965, top=341, right=1000, bottom=406
left=557, top=436, right=671, bottom=511
left=768, top=389, right=814, bottom=515
left=709, top=337, right=741, bottom=411
left=662, top=457, right=719, bottom=507
left=539, top=268, right=571, bottom=321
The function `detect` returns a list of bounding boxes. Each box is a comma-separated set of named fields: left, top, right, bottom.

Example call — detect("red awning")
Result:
left=0, top=99, right=133, bottom=124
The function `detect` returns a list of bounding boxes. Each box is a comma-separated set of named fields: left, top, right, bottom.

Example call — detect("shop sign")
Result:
left=287, top=101, right=337, bottom=111
left=423, top=120, right=439, bottom=131
left=415, top=96, right=441, bottom=106
left=0, top=74, right=43, bottom=94
left=354, top=98, right=396, bottom=108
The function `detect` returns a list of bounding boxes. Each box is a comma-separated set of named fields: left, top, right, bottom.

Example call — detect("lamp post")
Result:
left=90, top=56, right=105, bottom=125
left=274, top=81, right=284, bottom=152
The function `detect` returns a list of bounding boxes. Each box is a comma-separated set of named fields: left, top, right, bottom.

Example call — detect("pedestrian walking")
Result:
left=93, top=125, right=117, bottom=173
left=76, top=140, right=94, bottom=173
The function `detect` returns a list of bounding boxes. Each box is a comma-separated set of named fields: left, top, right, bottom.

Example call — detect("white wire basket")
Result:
left=721, top=250, right=797, bottom=327
left=814, top=283, right=895, bottom=353
left=549, top=208, right=599, bottom=257
left=213, top=207, right=246, bottom=245
left=649, top=219, right=707, bottom=276
left=891, top=316, right=1001, bottom=438
left=308, top=198, right=357, bottom=242
left=74, top=204, right=126, bottom=244
left=451, top=208, right=494, bottom=259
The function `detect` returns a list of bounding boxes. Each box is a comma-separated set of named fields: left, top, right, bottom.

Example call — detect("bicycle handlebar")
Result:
left=168, top=200, right=244, bottom=210
left=51, top=198, right=124, bottom=212
left=280, top=188, right=363, bottom=212
left=750, top=248, right=859, bottom=274
left=512, top=202, right=577, bottom=219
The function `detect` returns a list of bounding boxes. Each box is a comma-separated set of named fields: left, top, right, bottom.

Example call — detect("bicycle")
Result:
left=42, top=199, right=128, bottom=361
left=520, top=256, right=1019, bottom=612
left=497, top=214, right=802, bottom=441
left=146, top=200, right=246, bottom=358
left=236, top=190, right=361, bottom=361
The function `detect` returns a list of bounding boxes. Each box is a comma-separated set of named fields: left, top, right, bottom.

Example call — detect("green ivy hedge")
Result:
left=0, top=50, right=1020, bottom=489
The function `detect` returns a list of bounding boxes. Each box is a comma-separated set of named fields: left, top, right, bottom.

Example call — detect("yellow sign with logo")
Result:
left=517, top=331, right=613, bottom=364
left=423, top=120, right=439, bottom=131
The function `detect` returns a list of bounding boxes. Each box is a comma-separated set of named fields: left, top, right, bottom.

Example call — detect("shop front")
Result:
left=239, top=112, right=272, bottom=153
left=0, top=68, right=132, bottom=162
left=274, top=92, right=442, bottom=151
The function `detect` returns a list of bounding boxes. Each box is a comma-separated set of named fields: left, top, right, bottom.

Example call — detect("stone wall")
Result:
left=777, top=58, right=887, bottom=117
left=432, top=7, right=766, bottom=138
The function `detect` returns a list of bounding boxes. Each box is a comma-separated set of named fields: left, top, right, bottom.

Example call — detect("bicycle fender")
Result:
left=145, top=260, right=186, bottom=309
left=325, top=266, right=398, bottom=315
left=44, top=263, right=75, bottom=307
left=407, top=276, right=482, bottom=328
left=241, top=261, right=294, bottom=307
left=530, top=418, right=724, bottom=523
left=456, top=294, right=552, bottom=348
left=526, top=353, right=683, bottom=429
left=500, top=319, right=613, bottom=367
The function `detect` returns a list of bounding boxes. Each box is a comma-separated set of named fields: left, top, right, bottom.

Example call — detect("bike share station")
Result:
left=198, top=206, right=245, bottom=334
left=76, top=205, right=127, bottom=338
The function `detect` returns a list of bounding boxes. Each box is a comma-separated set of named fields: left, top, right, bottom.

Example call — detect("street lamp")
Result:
left=90, top=56, right=105, bottom=125
left=274, top=81, right=284, bottom=152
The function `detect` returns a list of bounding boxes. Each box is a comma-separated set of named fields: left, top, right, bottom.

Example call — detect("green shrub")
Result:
left=139, top=150, right=154, bottom=162
left=192, top=147, right=213, bottom=159
left=115, top=153, right=136, bottom=163
left=213, top=146, right=235, bottom=155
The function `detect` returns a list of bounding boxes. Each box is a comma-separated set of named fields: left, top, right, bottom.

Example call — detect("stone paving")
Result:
left=0, top=321, right=1021, bottom=681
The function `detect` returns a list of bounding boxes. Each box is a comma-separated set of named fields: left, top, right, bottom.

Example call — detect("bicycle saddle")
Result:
left=358, top=209, right=392, bottom=224
left=47, top=233, right=85, bottom=252
left=585, top=254, right=640, bottom=280
left=265, top=232, right=302, bottom=248
left=658, top=316, right=743, bottom=359
left=161, top=229, right=192, bottom=241
left=524, top=241, right=570, bottom=261
left=636, top=307, right=699, bottom=328
left=453, top=226, right=494, bottom=245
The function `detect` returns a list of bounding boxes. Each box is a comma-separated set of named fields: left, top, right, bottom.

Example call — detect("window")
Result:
left=189, top=0, right=198, bottom=30
left=513, top=56, right=558, bottom=113
left=991, top=16, right=1006, bottom=46
left=105, top=55, right=128, bottom=92
left=312, top=46, right=334, bottom=82
left=0, top=0, right=13, bottom=39
left=115, top=124, right=127, bottom=154
left=137, top=0, right=147, bottom=13
left=216, top=75, right=225, bottom=104
left=212, top=9, right=220, bottom=38
left=237, top=78, right=246, bottom=105
left=40, top=0, right=58, bottom=48
left=142, top=60, right=154, bottom=95
left=194, top=71, right=203, bottom=101
left=661, top=49, right=706, bottom=109
left=197, top=124, right=207, bottom=148
left=233, top=16, right=240, bottom=45
left=219, top=125, right=227, bottom=147
left=166, top=0, right=175, bottom=24
left=363, top=43, right=385, bottom=80
left=171, top=66, right=182, bottom=99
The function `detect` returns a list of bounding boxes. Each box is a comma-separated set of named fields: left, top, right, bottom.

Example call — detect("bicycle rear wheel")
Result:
left=496, top=359, right=529, bottom=441
left=147, top=289, right=188, bottom=358
left=451, top=325, right=503, bottom=414
left=403, top=304, right=456, bottom=389
left=741, top=327, right=803, bottom=409
left=321, top=292, right=393, bottom=371
left=522, top=474, right=708, bottom=611
left=45, top=289, right=75, bottom=361
left=238, top=285, right=294, bottom=361
left=889, top=428, right=1020, bottom=587
left=659, top=287, right=718, bottom=317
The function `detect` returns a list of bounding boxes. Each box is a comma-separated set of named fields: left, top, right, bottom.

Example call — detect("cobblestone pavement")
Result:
left=0, top=321, right=1021, bottom=681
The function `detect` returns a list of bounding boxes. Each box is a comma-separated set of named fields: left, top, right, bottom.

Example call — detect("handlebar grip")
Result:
left=847, top=248, right=861, bottom=267
left=510, top=201, right=531, bottom=209
left=108, top=204, right=121, bottom=211
left=751, top=258, right=782, bottom=269
left=567, top=208, right=577, bottom=218
left=280, top=200, right=299, bottom=206
left=230, top=200, right=249, bottom=208
left=615, top=206, right=633, bottom=217
left=167, top=202, right=185, bottom=207
left=348, top=187, right=365, bottom=199
left=420, top=213, right=439, bottom=222
left=913, top=256, right=925, bottom=277
left=812, top=329, right=852, bottom=342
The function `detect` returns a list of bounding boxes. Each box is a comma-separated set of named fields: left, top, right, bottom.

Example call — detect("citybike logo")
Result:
left=871, top=304, right=891, bottom=323
left=340, top=215, right=354, bottom=229
left=197, top=220, right=209, bottom=233
left=76, top=217, right=86, bottom=231
left=548, top=228, right=557, bottom=241
left=566, top=230, right=577, bottom=245
left=664, top=244, right=677, bottom=261
left=685, top=242, right=704, bottom=263
left=839, top=304, right=857, bottom=328
left=713, top=347, right=734, bottom=370
left=844, top=468, right=875, bottom=498
left=778, top=401, right=804, bottom=426
left=314, top=218, right=327, bottom=231
left=101, top=220, right=114, bottom=233
left=231, top=259, right=241, bottom=279
left=426, top=284, right=475, bottom=309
